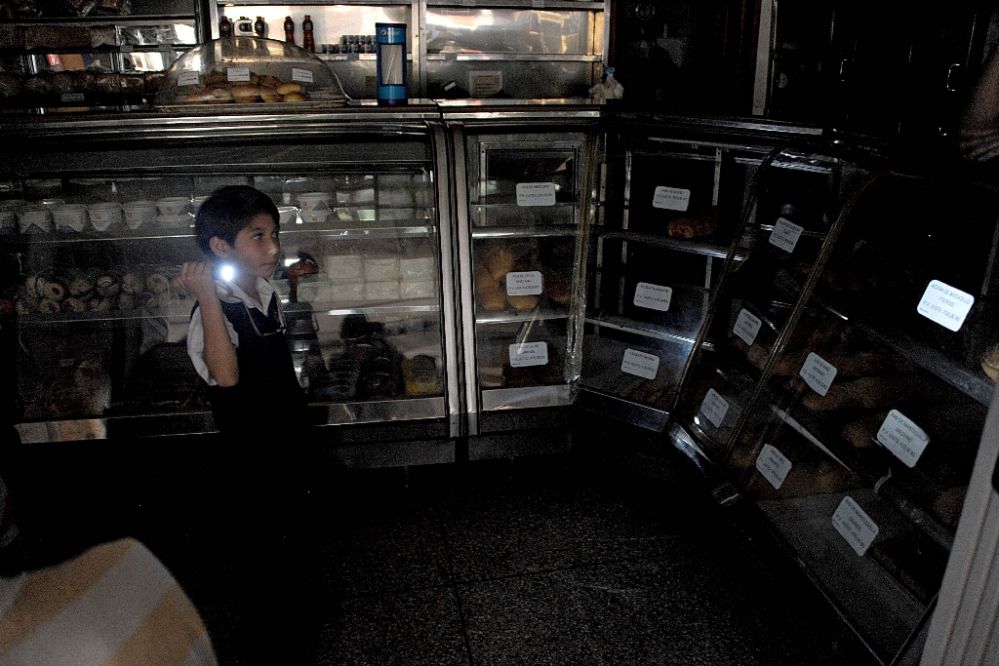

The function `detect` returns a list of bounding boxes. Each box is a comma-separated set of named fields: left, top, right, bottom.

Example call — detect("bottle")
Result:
left=219, top=15, right=232, bottom=38
left=254, top=16, right=266, bottom=38
left=302, top=14, right=315, bottom=52
left=284, top=16, right=295, bottom=44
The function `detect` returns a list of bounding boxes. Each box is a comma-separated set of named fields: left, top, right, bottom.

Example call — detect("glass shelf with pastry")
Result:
left=474, top=318, right=568, bottom=393
left=471, top=237, right=575, bottom=319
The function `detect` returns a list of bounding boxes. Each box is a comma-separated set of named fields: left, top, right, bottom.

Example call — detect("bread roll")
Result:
left=802, top=376, right=906, bottom=412
left=479, top=242, right=515, bottom=281
left=981, top=344, right=999, bottom=381
left=282, top=92, right=306, bottom=102
left=667, top=208, right=720, bottom=239
left=259, top=87, right=280, bottom=103
left=231, top=84, right=260, bottom=102
left=475, top=267, right=507, bottom=311
left=840, top=411, right=888, bottom=449
left=507, top=294, right=539, bottom=311
left=276, top=82, right=304, bottom=95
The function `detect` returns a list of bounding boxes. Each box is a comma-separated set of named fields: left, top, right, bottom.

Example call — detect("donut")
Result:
left=146, top=273, right=170, bottom=294
left=95, top=274, right=120, bottom=298
left=38, top=298, right=61, bottom=313
left=63, top=297, right=88, bottom=313
left=40, top=278, right=66, bottom=302
left=121, top=272, right=145, bottom=295
left=68, top=274, right=94, bottom=297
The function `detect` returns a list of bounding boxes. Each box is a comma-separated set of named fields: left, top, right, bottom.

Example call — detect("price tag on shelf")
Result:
left=916, top=280, right=974, bottom=332
left=876, top=410, right=930, bottom=468
left=799, top=352, right=837, bottom=397
left=509, top=341, right=548, bottom=368
left=226, top=67, right=251, bottom=83
left=831, top=496, right=879, bottom=557
left=506, top=271, right=543, bottom=296
left=621, top=348, right=659, bottom=380
left=733, top=308, right=762, bottom=346
left=516, top=182, right=556, bottom=207
left=177, top=71, right=200, bottom=87
left=699, top=388, right=729, bottom=428
left=60, top=93, right=85, bottom=103
left=291, top=67, right=315, bottom=84
left=768, top=217, right=803, bottom=253
left=633, top=282, right=672, bottom=312
left=756, top=444, right=792, bottom=490
left=652, top=186, right=690, bottom=211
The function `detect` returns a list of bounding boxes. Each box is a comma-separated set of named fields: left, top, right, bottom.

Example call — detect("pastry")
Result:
left=981, top=344, right=999, bottom=381
left=282, top=92, right=306, bottom=102
left=803, top=376, right=907, bottom=412
left=276, top=82, right=304, bottom=96
left=475, top=267, right=507, bottom=311
left=479, top=241, right=515, bottom=281
left=667, top=208, right=720, bottom=239
left=506, top=294, right=539, bottom=311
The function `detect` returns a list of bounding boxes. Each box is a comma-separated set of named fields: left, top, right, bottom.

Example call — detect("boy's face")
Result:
left=211, top=213, right=281, bottom=283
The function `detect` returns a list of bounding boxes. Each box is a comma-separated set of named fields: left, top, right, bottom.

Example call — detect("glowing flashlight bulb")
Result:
left=218, top=264, right=236, bottom=283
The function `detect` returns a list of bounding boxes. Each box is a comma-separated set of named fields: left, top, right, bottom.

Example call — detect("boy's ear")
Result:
left=208, top=236, right=231, bottom=258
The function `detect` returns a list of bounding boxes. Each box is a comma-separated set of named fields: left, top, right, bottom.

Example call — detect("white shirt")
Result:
left=186, top=277, right=280, bottom=386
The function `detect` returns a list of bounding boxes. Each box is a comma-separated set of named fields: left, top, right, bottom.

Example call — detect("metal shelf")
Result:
left=585, top=313, right=699, bottom=346
left=476, top=307, right=569, bottom=325
left=0, top=14, right=195, bottom=25
left=599, top=230, right=740, bottom=260
left=481, top=384, right=571, bottom=411
left=426, top=53, right=601, bottom=63
left=471, top=224, right=577, bottom=239
left=428, top=0, right=603, bottom=8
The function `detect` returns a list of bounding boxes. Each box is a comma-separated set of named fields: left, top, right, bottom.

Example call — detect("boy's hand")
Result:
left=179, top=261, right=218, bottom=302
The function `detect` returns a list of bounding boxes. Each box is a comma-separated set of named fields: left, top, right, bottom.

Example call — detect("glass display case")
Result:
left=668, top=143, right=999, bottom=663
left=576, top=117, right=822, bottom=431
left=444, top=103, right=600, bottom=436
left=0, top=107, right=460, bottom=442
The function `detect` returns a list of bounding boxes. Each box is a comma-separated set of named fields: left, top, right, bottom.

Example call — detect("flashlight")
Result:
left=215, top=263, right=237, bottom=283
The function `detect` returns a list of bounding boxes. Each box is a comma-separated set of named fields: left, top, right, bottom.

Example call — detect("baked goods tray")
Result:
left=156, top=98, right=348, bottom=113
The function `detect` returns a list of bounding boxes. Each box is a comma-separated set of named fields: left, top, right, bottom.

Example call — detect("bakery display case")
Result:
left=445, top=103, right=600, bottom=435
left=0, top=107, right=462, bottom=442
left=576, top=117, right=818, bottom=431
left=666, top=142, right=999, bottom=663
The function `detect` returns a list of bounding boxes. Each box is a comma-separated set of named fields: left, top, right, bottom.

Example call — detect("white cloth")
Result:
left=185, top=277, right=279, bottom=386
left=0, top=539, right=217, bottom=666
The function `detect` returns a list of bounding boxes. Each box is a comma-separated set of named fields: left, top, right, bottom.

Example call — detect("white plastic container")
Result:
left=400, top=256, right=435, bottom=280
left=364, top=255, right=401, bottom=282
left=296, top=192, right=332, bottom=223
left=52, top=203, right=89, bottom=232
left=156, top=196, right=191, bottom=216
left=87, top=202, right=123, bottom=232
left=157, top=213, right=192, bottom=230
left=324, top=254, right=364, bottom=281
left=365, top=280, right=401, bottom=301
left=17, top=207, right=52, bottom=234
left=277, top=205, right=299, bottom=226
left=0, top=200, right=25, bottom=234
left=123, top=200, right=157, bottom=230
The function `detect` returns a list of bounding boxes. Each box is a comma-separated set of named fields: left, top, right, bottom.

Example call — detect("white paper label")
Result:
left=291, top=67, right=315, bottom=84
left=506, top=271, right=543, bottom=296
left=733, top=308, right=762, bottom=346
left=652, top=186, right=690, bottom=211
left=516, top=182, right=556, bottom=207
left=756, top=444, right=792, bottom=490
left=177, top=70, right=200, bottom=87
left=60, top=92, right=85, bottom=103
left=768, top=217, right=804, bottom=253
left=832, top=496, right=879, bottom=557
left=468, top=70, right=503, bottom=97
left=509, top=341, right=548, bottom=368
left=633, top=282, right=672, bottom=312
left=876, top=410, right=930, bottom=468
left=916, top=280, right=974, bottom=333
left=227, top=67, right=251, bottom=83
left=699, top=388, right=730, bottom=428
left=621, top=348, right=660, bottom=380
left=799, top=352, right=837, bottom=397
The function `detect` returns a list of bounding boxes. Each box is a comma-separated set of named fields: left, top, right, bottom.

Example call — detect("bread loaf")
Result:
left=803, top=376, right=906, bottom=412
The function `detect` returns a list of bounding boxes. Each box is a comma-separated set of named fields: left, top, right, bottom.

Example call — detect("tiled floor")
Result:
left=281, top=453, right=874, bottom=666
left=14, top=444, right=879, bottom=665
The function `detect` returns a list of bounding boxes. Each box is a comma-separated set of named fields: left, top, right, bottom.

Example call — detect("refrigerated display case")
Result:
left=0, top=106, right=462, bottom=443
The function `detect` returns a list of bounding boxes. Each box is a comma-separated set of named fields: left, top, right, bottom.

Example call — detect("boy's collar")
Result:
left=215, top=277, right=274, bottom=310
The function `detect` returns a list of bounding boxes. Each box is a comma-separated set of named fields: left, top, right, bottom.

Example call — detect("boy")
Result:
left=179, top=185, right=319, bottom=663
left=180, top=185, right=306, bottom=434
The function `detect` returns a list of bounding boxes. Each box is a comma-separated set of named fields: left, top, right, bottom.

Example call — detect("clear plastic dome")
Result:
left=155, top=37, right=347, bottom=108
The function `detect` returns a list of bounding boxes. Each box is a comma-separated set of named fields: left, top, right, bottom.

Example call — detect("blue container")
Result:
left=375, top=22, right=407, bottom=105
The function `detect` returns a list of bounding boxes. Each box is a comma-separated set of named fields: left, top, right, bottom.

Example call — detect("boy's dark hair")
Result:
left=194, top=185, right=280, bottom=257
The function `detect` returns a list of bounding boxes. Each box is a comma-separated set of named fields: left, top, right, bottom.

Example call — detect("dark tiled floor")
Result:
left=301, top=454, right=874, bottom=666
left=14, top=446, right=878, bottom=665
